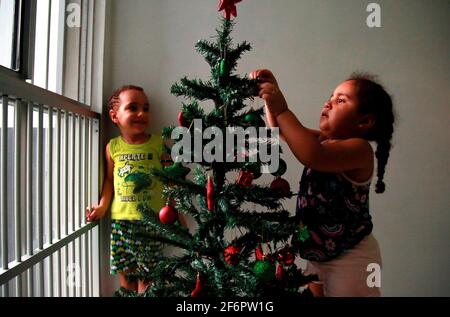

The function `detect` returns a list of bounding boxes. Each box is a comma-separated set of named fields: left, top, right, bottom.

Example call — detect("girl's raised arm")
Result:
left=276, top=110, right=373, bottom=174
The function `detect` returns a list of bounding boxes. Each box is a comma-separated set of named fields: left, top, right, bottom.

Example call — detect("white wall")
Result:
left=104, top=0, right=450, bottom=296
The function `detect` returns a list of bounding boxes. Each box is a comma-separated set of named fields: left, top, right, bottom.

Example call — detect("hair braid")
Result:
left=348, top=72, right=395, bottom=194
left=375, top=138, right=391, bottom=194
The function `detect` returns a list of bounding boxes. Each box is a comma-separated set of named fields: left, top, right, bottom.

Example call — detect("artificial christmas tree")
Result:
left=126, top=1, right=317, bottom=297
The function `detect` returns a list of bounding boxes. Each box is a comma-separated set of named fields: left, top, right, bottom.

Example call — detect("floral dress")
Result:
left=293, top=167, right=373, bottom=262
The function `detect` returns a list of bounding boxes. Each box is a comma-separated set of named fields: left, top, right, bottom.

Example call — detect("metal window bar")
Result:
left=14, top=99, right=22, bottom=297
left=79, top=116, right=83, bottom=231
left=71, top=114, right=76, bottom=234
left=26, top=101, right=33, bottom=297
left=83, top=117, right=89, bottom=297
left=64, top=111, right=69, bottom=238
left=87, top=118, right=94, bottom=296
left=70, top=113, right=75, bottom=297
left=47, top=106, right=53, bottom=297
left=1, top=95, right=8, bottom=297
left=0, top=69, right=101, bottom=297
left=79, top=116, right=84, bottom=297
left=37, top=103, right=44, bottom=297
left=64, top=110, right=69, bottom=297
left=55, top=109, right=61, bottom=297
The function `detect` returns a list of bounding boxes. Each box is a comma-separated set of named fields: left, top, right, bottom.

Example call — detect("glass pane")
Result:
left=48, top=0, right=64, bottom=94
left=0, top=0, right=17, bottom=69
left=33, top=0, right=65, bottom=93
left=33, top=0, right=51, bottom=89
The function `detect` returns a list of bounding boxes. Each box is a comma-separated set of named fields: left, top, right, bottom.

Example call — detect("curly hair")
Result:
left=107, top=85, right=145, bottom=111
left=347, top=72, right=395, bottom=194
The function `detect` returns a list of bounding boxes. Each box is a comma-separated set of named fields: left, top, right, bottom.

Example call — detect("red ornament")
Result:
left=237, top=170, right=254, bottom=188
left=276, top=264, right=286, bottom=282
left=160, top=152, right=173, bottom=168
left=277, top=246, right=295, bottom=266
left=191, top=273, right=205, bottom=297
left=270, top=177, right=291, bottom=196
left=255, top=245, right=275, bottom=262
left=207, top=176, right=215, bottom=212
left=178, top=111, right=188, bottom=127
left=218, top=0, right=242, bottom=20
left=159, top=205, right=178, bottom=225
left=255, top=244, right=264, bottom=261
left=224, top=245, right=241, bottom=266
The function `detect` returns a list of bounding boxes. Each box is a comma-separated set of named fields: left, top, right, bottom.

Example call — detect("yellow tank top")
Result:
left=109, top=135, right=165, bottom=220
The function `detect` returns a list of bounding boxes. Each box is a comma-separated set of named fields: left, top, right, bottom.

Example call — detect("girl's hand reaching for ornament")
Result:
left=250, top=69, right=289, bottom=118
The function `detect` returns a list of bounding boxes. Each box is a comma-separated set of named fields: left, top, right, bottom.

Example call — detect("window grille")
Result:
left=0, top=67, right=101, bottom=297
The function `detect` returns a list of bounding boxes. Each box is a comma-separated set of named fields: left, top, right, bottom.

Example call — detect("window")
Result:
left=0, top=0, right=96, bottom=105
left=0, top=0, right=18, bottom=70
left=0, top=0, right=105, bottom=297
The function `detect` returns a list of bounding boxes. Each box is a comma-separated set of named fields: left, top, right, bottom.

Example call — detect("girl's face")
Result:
left=110, top=89, right=151, bottom=137
left=319, top=80, right=367, bottom=139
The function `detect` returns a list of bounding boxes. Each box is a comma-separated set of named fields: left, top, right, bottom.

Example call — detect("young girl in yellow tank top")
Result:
left=86, top=85, right=169, bottom=293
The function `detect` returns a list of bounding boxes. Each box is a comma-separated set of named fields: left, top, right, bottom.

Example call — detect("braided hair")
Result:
left=347, top=73, right=395, bottom=194
left=108, top=85, right=145, bottom=111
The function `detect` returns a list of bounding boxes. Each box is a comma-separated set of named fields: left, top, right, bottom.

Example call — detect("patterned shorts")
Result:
left=110, top=220, right=163, bottom=277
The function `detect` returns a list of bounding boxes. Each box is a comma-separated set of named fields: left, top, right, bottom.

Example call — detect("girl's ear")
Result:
left=358, top=114, right=376, bottom=131
left=109, top=109, right=118, bottom=124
